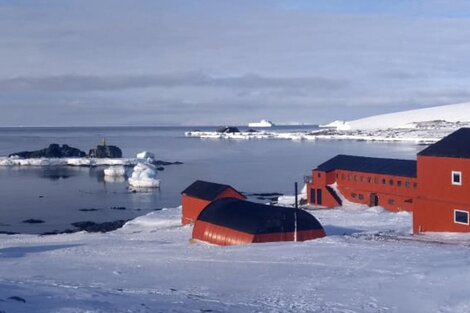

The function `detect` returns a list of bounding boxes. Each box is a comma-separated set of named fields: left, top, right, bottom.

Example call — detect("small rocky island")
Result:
left=9, top=141, right=123, bottom=159
left=9, top=144, right=87, bottom=158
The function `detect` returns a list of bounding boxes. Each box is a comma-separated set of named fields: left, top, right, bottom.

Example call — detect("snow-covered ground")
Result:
left=2, top=205, right=470, bottom=313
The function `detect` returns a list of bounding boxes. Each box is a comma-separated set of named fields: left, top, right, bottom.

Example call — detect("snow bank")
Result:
left=128, top=162, right=160, bottom=188
left=121, top=207, right=182, bottom=231
left=277, top=184, right=307, bottom=206
left=103, top=166, right=126, bottom=177
left=0, top=157, right=138, bottom=167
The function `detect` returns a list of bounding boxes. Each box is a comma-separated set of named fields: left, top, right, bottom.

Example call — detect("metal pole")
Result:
left=294, top=182, right=298, bottom=242
left=294, top=182, right=298, bottom=209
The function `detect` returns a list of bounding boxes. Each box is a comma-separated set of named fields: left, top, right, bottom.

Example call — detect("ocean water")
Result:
left=0, top=126, right=424, bottom=234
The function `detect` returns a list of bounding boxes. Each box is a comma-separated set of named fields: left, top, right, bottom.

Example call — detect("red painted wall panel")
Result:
left=193, top=220, right=326, bottom=246
left=414, top=156, right=470, bottom=233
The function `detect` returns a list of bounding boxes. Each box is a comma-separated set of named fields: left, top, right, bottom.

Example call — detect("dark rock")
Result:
left=110, top=206, right=126, bottom=210
left=78, top=208, right=100, bottom=212
left=71, top=220, right=128, bottom=233
left=88, top=145, right=122, bottom=158
left=152, top=160, right=183, bottom=166
left=9, top=144, right=86, bottom=158
left=41, top=229, right=76, bottom=236
left=156, top=167, right=164, bottom=171
left=216, top=126, right=240, bottom=133
left=22, top=219, right=45, bottom=224
left=8, top=296, right=26, bottom=303
left=0, top=231, right=18, bottom=235
left=39, top=195, right=44, bottom=198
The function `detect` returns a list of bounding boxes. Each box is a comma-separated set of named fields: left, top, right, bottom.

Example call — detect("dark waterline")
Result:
left=0, top=126, right=424, bottom=234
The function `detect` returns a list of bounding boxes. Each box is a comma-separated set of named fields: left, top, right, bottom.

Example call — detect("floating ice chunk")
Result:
left=128, top=163, right=160, bottom=188
left=104, top=166, right=126, bottom=177
left=136, top=151, right=155, bottom=160
left=104, top=175, right=126, bottom=183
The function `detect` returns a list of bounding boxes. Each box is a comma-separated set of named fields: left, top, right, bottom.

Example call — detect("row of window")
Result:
left=350, top=193, right=398, bottom=206
left=337, top=172, right=417, bottom=189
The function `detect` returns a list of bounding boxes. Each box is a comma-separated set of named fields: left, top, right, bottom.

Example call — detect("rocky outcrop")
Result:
left=88, top=145, right=122, bottom=158
left=9, top=144, right=86, bottom=158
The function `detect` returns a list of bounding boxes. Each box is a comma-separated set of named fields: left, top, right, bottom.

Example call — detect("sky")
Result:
left=1, top=0, right=470, bottom=126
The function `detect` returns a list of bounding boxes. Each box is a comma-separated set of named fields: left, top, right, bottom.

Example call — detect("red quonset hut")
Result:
left=192, top=198, right=326, bottom=246
left=308, top=155, right=418, bottom=212
left=181, top=180, right=246, bottom=225
left=414, top=128, right=470, bottom=233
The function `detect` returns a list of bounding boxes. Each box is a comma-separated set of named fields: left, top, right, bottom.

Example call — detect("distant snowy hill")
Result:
left=335, top=102, right=470, bottom=130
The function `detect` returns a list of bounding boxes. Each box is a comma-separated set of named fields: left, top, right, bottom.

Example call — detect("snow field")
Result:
left=2, top=205, right=470, bottom=312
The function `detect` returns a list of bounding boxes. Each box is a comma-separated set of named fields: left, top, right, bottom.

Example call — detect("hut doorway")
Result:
left=369, top=193, right=379, bottom=207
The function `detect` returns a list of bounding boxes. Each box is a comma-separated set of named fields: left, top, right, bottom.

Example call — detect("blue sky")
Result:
left=1, top=0, right=470, bottom=126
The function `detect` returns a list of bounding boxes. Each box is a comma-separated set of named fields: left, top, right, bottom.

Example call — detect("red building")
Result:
left=308, top=155, right=417, bottom=212
left=414, top=128, right=470, bottom=233
left=192, top=198, right=326, bottom=246
left=181, top=180, right=245, bottom=225
left=308, top=128, right=470, bottom=234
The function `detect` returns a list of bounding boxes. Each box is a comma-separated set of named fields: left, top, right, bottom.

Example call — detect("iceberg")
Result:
left=136, top=151, right=155, bottom=160
left=128, top=163, right=160, bottom=188
left=248, top=119, right=274, bottom=128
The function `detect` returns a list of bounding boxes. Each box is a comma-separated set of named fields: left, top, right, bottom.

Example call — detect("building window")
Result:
left=388, top=199, right=395, bottom=205
left=382, top=178, right=386, bottom=185
left=374, top=178, right=379, bottom=184
left=397, top=180, right=402, bottom=187
left=336, top=173, right=339, bottom=179
left=405, top=181, right=410, bottom=188
left=318, top=173, right=321, bottom=178
left=360, top=176, right=364, bottom=182
left=389, top=179, right=394, bottom=186
left=454, top=210, right=469, bottom=225
left=413, top=183, right=417, bottom=189
left=348, top=174, right=352, bottom=181
left=352, top=193, right=357, bottom=199
left=452, top=171, right=462, bottom=186
left=354, top=175, right=358, bottom=181
left=358, top=194, right=364, bottom=200
left=367, top=177, right=371, bottom=183
left=341, top=174, right=345, bottom=180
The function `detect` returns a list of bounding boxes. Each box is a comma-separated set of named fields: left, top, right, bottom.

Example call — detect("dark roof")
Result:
left=197, top=198, right=324, bottom=235
left=181, top=180, right=243, bottom=201
left=418, top=128, right=470, bottom=158
left=315, top=154, right=417, bottom=178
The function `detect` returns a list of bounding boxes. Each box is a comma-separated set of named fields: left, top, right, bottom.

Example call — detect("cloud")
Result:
left=1, top=1, right=470, bottom=126
left=0, top=73, right=348, bottom=92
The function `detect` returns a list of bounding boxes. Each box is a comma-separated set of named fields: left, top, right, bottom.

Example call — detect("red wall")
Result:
left=308, top=169, right=417, bottom=212
left=181, top=188, right=245, bottom=225
left=414, top=156, right=470, bottom=233
left=193, top=220, right=326, bottom=246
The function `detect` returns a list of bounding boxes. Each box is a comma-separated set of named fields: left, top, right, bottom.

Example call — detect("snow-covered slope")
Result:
left=339, top=102, right=470, bottom=130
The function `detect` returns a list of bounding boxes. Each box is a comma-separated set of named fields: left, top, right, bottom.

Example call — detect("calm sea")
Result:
left=0, top=126, right=423, bottom=234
